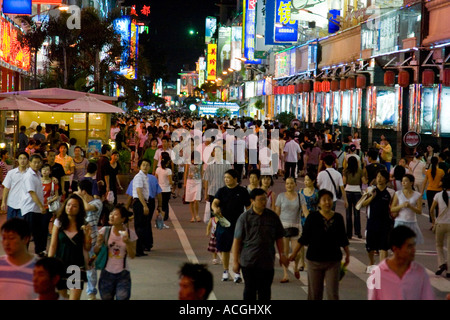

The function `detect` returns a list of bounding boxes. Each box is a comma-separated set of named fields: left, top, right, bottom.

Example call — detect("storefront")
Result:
left=0, top=88, right=120, bottom=156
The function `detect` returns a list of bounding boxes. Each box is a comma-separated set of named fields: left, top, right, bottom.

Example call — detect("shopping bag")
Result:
left=203, top=201, right=211, bottom=224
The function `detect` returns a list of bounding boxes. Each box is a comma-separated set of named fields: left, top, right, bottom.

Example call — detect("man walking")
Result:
left=2, top=152, right=29, bottom=220
left=232, top=188, right=288, bottom=300
left=317, top=154, right=348, bottom=210
left=283, top=132, right=301, bottom=181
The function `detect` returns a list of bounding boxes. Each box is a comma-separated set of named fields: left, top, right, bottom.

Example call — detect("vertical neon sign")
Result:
left=243, top=0, right=262, bottom=64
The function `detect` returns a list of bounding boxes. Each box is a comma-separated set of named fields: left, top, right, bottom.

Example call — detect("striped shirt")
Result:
left=203, top=161, right=232, bottom=196
left=0, top=255, right=38, bottom=300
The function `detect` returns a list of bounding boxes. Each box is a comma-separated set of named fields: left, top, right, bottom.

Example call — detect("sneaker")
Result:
left=87, top=293, right=97, bottom=300
left=221, top=270, right=229, bottom=281
left=234, top=274, right=242, bottom=283
left=163, top=224, right=170, bottom=229
left=212, top=259, right=219, bottom=265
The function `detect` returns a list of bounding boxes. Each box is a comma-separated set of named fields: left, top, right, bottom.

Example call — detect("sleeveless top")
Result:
left=299, top=188, right=319, bottom=212
left=56, top=229, right=86, bottom=269
left=395, top=190, right=421, bottom=222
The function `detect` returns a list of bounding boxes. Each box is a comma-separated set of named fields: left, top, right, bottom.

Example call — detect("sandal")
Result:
left=280, top=278, right=289, bottom=283
left=190, top=219, right=195, bottom=223
left=294, top=271, right=300, bottom=279
left=196, top=217, right=202, bottom=222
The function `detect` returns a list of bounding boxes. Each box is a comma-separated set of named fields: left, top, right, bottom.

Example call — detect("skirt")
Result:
left=185, top=179, right=202, bottom=202
left=393, top=220, right=424, bottom=245
left=207, top=233, right=218, bottom=253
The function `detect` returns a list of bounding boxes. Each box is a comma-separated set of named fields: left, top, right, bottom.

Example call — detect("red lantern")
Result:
left=314, top=81, right=322, bottom=93
left=303, top=81, right=311, bottom=92
left=356, top=75, right=367, bottom=89
left=331, top=79, right=339, bottom=91
left=422, top=69, right=435, bottom=87
left=443, top=69, right=450, bottom=87
left=384, top=71, right=395, bottom=87
left=340, top=79, right=347, bottom=91
left=346, top=77, right=355, bottom=90
left=296, top=83, right=303, bottom=93
left=398, top=70, right=410, bottom=88
left=321, top=80, right=331, bottom=92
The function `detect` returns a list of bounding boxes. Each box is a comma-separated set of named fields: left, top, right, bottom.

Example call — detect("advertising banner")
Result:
left=205, top=17, right=217, bottom=44
left=0, top=17, right=31, bottom=71
left=264, top=0, right=298, bottom=45
left=218, top=27, right=231, bottom=77
left=2, top=0, right=31, bottom=14
left=113, top=16, right=132, bottom=77
left=243, top=0, right=262, bottom=64
left=230, top=26, right=242, bottom=71
left=207, top=44, right=217, bottom=81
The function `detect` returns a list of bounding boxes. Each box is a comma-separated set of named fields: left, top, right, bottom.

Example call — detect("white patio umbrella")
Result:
left=53, top=93, right=124, bottom=145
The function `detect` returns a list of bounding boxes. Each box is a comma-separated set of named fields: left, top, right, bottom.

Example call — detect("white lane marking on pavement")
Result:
left=170, top=205, right=217, bottom=300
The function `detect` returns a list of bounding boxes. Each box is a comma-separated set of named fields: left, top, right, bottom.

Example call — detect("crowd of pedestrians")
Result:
left=0, top=111, right=449, bottom=301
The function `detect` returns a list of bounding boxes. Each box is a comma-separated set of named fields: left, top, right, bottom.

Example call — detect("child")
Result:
left=41, top=163, right=60, bottom=238
left=206, top=214, right=220, bottom=265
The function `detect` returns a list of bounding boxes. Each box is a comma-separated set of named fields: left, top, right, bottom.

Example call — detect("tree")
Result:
left=276, top=111, right=296, bottom=128
left=216, top=107, right=231, bottom=118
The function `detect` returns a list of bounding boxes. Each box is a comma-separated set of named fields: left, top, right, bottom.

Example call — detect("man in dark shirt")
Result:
left=33, top=125, right=46, bottom=143
left=232, top=188, right=288, bottom=301
left=212, top=169, right=251, bottom=283
left=18, top=126, right=28, bottom=153
left=96, top=144, right=112, bottom=198
left=114, top=124, right=129, bottom=152
left=46, top=149, right=65, bottom=189
left=365, top=148, right=386, bottom=185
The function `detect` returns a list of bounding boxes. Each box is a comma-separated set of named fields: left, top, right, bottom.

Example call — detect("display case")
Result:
left=297, top=94, right=303, bottom=121
left=439, top=86, right=450, bottom=136
left=324, top=91, right=332, bottom=125
left=374, top=86, right=400, bottom=130
left=341, top=91, right=351, bottom=126
left=421, top=85, right=438, bottom=134
left=332, top=91, right=340, bottom=125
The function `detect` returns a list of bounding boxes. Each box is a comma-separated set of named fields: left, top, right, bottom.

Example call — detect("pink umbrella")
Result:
left=53, top=94, right=124, bottom=113
left=0, top=94, right=54, bottom=111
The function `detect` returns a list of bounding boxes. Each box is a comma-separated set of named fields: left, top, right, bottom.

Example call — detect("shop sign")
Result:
left=403, top=131, right=420, bottom=148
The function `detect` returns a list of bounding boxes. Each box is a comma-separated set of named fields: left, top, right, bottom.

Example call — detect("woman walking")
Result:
left=390, top=174, right=424, bottom=245
left=289, top=189, right=350, bottom=300
left=429, top=174, right=450, bottom=278
left=343, top=156, right=367, bottom=239
left=422, top=156, right=445, bottom=224
left=184, top=151, right=202, bottom=222
left=275, top=177, right=302, bottom=283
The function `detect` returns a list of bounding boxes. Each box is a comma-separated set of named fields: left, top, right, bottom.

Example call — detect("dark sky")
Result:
left=124, top=0, right=219, bottom=82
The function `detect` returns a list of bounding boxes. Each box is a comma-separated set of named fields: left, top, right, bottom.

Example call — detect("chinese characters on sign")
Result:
left=243, top=0, right=262, bottom=64
left=0, top=17, right=30, bottom=71
left=207, top=44, right=217, bottom=81
left=274, top=0, right=298, bottom=43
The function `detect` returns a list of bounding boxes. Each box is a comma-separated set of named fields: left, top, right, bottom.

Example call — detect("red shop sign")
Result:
left=403, top=131, right=421, bottom=148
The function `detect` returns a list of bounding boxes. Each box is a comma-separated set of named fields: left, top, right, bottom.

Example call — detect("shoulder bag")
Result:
left=48, top=183, right=61, bottom=213
left=95, top=227, right=111, bottom=270
left=325, top=169, right=342, bottom=199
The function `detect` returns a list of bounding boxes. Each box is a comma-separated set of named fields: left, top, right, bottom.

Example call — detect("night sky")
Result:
left=123, top=0, right=219, bottom=83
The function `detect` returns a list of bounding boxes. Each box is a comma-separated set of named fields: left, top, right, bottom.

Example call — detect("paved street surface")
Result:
left=1, top=173, right=449, bottom=301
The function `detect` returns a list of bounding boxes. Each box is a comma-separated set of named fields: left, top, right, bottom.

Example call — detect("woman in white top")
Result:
left=155, top=154, right=173, bottom=227
left=275, top=177, right=302, bottom=283
left=409, top=152, right=426, bottom=194
left=429, top=174, right=450, bottom=277
left=390, top=174, right=424, bottom=245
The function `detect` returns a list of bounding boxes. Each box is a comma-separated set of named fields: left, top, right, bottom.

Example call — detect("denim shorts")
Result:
left=99, top=269, right=131, bottom=300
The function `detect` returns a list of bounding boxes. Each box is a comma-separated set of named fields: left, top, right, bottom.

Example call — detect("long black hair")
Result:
left=430, top=156, right=439, bottom=180
left=346, top=156, right=359, bottom=176
left=441, top=174, right=450, bottom=207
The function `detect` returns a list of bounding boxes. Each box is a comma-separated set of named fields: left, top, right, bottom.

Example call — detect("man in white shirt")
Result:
left=317, top=154, right=348, bottom=210
left=21, top=154, right=46, bottom=256
left=133, top=159, right=159, bottom=256
left=1, top=152, right=29, bottom=220
left=283, top=132, right=301, bottom=182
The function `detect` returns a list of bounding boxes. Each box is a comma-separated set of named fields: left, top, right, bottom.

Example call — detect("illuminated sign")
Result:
left=31, top=0, right=61, bottom=4
left=230, top=26, right=242, bottom=71
left=274, top=0, right=298, bottom=42
left=114, top=16, right=139, bottom=79
left=205, top=17, right=217, bottom=44
left=218, top=27, right=231, bottom=76
left=207, top=44, right=217, bottom=81
left=2, top=0, right=31, bottom=14
left=243, top=0, right=262, bottom=64
left=198, top=102, right=240, bottom=117
left=0, top=17, right=31, bottom=71
left=265, top=0, right=298, bottom=45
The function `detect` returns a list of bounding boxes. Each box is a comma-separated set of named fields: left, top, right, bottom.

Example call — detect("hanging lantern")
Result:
left=314, top=81, right=322, bottom=93
left=384, top=71, right=395, bottom=87
left=303, top=81, right=311, bottom=92
left=340, top=79, right=347, bottom=91
left=331, top=79, right=339, bottom=91
left=356, top=75, right=367, bottom=89
left=296, top=82, right=303, bottom=93
left=422, top=69, right=435, bottom=87
left=321, top=80, right=331, bottom=92
left=346, top=77, right=355, bottom=90
left=398, top=70, right=410, bottom=88
left=443, top=69, right=450, bottom=87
